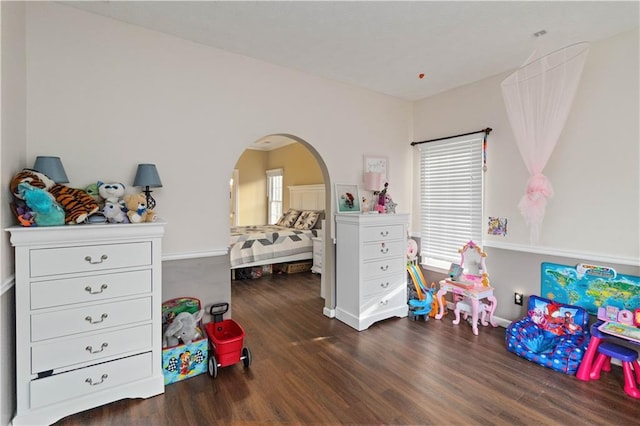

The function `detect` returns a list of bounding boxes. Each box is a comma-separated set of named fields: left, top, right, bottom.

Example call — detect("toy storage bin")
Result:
left=161, top=297, right=208, bottom=385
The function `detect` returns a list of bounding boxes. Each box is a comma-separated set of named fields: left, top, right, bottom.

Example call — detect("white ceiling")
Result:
left=62, top=1, right=639, bottom=102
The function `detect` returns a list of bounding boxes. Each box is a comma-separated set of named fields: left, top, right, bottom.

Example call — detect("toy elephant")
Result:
left=163, top=309, right=204, bottom=348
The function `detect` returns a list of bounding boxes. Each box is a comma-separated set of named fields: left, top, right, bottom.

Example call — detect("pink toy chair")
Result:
left=453, top=297, right=491, bottom=327
left=589, top=341, right=640, bottom=399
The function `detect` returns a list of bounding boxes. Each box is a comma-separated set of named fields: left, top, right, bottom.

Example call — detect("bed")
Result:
left=229, top=184, right=325, bottom=270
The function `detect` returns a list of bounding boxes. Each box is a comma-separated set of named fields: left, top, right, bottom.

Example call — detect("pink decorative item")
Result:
left=377, top=182, right=389, bottom=213
left=501, top=42, right=589, bottom=243
left=518, top=172, right=554, bottom=241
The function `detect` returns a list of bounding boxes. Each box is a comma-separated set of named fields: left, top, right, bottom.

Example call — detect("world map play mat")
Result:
left=540, top=262, right=640, bottom=315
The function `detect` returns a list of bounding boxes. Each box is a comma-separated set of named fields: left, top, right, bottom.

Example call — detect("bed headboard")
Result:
left=289, top=184, right=325, bottom=211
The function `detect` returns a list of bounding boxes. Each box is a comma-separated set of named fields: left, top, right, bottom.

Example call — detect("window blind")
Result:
left=419, top=134, right=484, bottom=267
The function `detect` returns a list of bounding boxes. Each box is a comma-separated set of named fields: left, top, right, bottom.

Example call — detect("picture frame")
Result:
left=335, top=183, right=361, bottom=213
left=363, top=155, right=388, bottom=183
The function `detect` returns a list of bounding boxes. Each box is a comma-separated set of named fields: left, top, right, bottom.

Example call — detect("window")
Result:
left=266, top=168, right=283, bottom=224
left=419, top=134, right=484, bottom=269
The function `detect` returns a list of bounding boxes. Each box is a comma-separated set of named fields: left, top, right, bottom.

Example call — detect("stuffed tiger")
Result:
left=10, top=169, right=99, bottom=224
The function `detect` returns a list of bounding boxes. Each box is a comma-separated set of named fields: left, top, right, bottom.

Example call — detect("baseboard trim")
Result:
left=163, top=248, right=228, bottom=261
left=323, top=307, right=336, bottom=318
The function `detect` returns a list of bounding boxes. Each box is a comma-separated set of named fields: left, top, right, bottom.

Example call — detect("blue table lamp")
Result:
left=33, top=156, right=69, bottom=183
left=133, top=164, right=162, bottom=210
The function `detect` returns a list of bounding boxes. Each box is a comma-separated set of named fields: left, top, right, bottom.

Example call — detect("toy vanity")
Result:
left=434, top=240, right=498, bottom=336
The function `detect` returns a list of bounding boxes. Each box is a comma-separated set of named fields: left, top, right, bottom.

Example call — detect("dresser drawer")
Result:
left=31, top=324, right=153, bottom=374
left=31, top=297, right=152, bottom=342
left=362, top=224, right=404, bottom=243
left=30, top=242, right=152, bottom=277
left=362, top=274, right=405, bottom=298
left=362, top=257, right=405, bottom=279
left=360, top=287, right=407, bottom=316
left=30, top=352, right=153, bottom=409
left=30, top=270, right=152, bottom=309
left=362, top=240, right=404, bottom=261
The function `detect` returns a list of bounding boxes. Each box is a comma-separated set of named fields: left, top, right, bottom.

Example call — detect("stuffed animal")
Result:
left=10, top=169, right=99, bottom=224
left=162, top=309, right=205, bottom=348
left=97, top=181, right=126, bottom=208
left=103, top=202, right=129, bottom=224
left=124, top=193, right=157, bottom=223
left=84, top=182, right=102, bottom=206
left=385, top=195, right=397, bottom=214
left=17, top=182, right=65, bottom=226
left=377, top=182, right=389, bottom=212
left=11, top=202, right=35, bottom=227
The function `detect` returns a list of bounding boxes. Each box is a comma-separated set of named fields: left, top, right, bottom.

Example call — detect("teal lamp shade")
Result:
left=133, top=164, right=162, bottom=209
left=33, top=156, right=69, bottom=183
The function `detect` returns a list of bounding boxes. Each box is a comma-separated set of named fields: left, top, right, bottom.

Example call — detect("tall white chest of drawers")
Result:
left=335, top=213, right=409, bottom=331
left=8, top=221, right=166, bottom=425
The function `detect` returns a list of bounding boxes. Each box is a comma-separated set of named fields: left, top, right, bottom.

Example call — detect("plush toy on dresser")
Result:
left=97, top=181, right=126, bottom=208
left=84, top=182, right=102, bottom=206
left=124, top=193, right=157, bottom=223
left=17, top=182, right=65, bottom=226
left=103, top=202, right=129, bottom=224
left=10, top=169, right=99, bottom=224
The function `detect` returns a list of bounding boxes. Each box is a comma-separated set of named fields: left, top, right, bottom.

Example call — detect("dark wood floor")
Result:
left=56, top=271, right=638, bottom=425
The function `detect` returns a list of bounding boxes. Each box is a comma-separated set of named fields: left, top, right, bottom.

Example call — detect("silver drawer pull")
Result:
left=379, top=300, right=389, bottom=306
left=85, top=374, right=108, bottom=386
left=85, top=254, right=108, bottom=264
left=380, top=231, right=389, bottom=237
left=380, top=247, right=389, bottom=254
left=380, top=265, right=389, bottom=271
left=85, top=284, right=108, bottom=294
left=85, top=313, right=108, bottom=324
left=380, top=282, right=390, bottom=288
left=85, top=343, right=109, bottom=354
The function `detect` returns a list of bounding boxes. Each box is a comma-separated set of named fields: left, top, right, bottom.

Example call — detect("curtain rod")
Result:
left=410, top=127, right=492, bottom=146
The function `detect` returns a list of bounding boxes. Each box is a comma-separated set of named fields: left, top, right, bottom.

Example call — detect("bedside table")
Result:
left=312, top=236, right=323, bottom=274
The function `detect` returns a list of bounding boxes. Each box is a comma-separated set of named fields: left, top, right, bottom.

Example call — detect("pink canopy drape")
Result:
left=501, top=42, right=590, bottom=243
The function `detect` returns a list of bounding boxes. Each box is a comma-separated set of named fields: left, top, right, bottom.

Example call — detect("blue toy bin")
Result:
left=161, top=297, right=208, bottom=385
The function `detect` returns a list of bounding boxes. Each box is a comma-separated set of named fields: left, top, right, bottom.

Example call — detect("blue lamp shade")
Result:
left=33, top=156, right=69, bottom=183
left=133, top=164, right=163, bottom=188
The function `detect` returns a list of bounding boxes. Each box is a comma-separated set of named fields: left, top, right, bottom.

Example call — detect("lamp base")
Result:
left=143, top=187, right=157, bottom=210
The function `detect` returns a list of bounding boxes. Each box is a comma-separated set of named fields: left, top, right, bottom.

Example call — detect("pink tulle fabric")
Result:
left=502, top=42, right=589, bottom=243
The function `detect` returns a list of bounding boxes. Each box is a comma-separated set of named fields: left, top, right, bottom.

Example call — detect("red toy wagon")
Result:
left=205, top=302, right=252, bottom=378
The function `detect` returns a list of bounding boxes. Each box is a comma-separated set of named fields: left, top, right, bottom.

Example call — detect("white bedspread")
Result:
left=229, top=225, right=319, bottom=268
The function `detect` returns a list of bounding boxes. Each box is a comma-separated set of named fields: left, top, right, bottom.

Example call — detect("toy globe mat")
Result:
left=541, top=262, right=640, bottom=315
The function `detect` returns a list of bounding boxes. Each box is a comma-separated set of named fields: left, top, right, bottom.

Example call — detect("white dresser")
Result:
left=335, top=213, right=409, bottom=331
left=8, top=221, right=166, bottom=425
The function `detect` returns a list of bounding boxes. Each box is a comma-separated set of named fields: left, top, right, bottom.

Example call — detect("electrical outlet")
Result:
left=514, top=292, right=524, bottom=306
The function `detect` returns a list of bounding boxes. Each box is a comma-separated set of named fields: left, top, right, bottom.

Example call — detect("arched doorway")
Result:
left=230, top=133, right=335, bottom=315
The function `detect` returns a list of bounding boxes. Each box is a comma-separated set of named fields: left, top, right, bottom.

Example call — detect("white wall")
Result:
left=24, top=2, right=413, bottom=257
left=1, top=1, right=25, bottom=424
left=412, top=29, right=639, bottom=318
left=413, top=29, right=639, bottom=261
